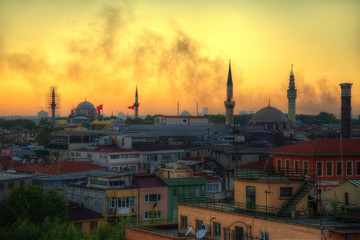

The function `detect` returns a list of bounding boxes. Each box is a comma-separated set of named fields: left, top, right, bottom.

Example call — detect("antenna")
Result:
left=185, top=226, right=192, bottom=236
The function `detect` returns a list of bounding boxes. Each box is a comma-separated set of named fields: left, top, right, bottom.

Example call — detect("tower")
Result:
left=339, top=83, right=353, bottom=138
left=287, top=64, right=297, bottom=122
left=224, top=61, right=235, bottom=125
left=134, top=86, right=140, bottom=118
left=46, top=87, right=60, bottom=125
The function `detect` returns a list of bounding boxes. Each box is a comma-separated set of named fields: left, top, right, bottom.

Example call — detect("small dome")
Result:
left=58, top=120, right=68, bottom=125
left=250, top=106, right=288, bottom=123
left=90, top=120, right=100, bottom=125
left=77, top=101, right=96, bottom=110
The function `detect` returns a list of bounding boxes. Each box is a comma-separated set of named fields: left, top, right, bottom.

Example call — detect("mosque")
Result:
left=68, top=100, right=99, bottom=124
left=225, top=63, right=296, bottom=130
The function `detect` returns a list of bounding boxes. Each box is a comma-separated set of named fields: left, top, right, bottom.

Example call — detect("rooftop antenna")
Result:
left=177, top=101, right=179, bottom=116
left=185, top=227, right=192, bottom=236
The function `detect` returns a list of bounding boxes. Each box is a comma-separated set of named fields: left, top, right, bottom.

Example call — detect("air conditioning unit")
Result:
left=108, top=208, right=116, bottom=214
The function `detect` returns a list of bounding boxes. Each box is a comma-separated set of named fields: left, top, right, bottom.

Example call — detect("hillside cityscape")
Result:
left=1, top=1, right=360, bottom=240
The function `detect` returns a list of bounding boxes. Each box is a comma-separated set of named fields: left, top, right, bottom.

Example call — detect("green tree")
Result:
left=35, top=125, right=58, bottom=148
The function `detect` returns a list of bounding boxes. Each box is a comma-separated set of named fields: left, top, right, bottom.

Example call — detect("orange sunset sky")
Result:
left=0, top=0, right=359, bottom=117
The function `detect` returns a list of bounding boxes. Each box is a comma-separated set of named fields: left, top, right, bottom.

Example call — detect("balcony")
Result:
left=234, top=168, right=317, bottom=182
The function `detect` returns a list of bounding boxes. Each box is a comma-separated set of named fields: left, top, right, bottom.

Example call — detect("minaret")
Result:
left=224, top=60, right=235, bottom=125
left=51, top=88, right=56, bottom=124
left=339, top=83, right=353, bottom=138
left=177, top=101, right=179, bottom=116
left=134, top=86, right=139, bottom=118
left=287, top=64, right=297, bottom=122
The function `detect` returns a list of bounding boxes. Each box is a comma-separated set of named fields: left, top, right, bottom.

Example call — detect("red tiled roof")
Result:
left=268, top=139, right=360, bottom=155
left=77, top=146, right=137, bottom=153
left=0, top=156, right=24, bottom=170
left=132, top=174, right=168, bottom=188
left=237, top=159, right=273, bottom=170
left=68, top=207, right=103, bottom=221
left=16, top=161, right=105, bottom=175
left=193, top=172, right=222, bottom=181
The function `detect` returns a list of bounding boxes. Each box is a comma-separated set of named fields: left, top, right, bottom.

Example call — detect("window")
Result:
left=303, top=161, right=309, bottom=175
left=260, top=231, right=269, bottom=240
left=130, top=154, right=139, bottom=158
left=87, top=153, right=92, bottom=158
left=356, top=161, right=360, bottom=176
left=285, top=159, right=290, bottom=172
left=213, top=222, right=221, bottom=237
left=145, top=211, right=161, bottom=220
left=196, top=220, right=203, bottom=231
left=276, top=159, right=282, bottom=172
left=8, top=181, right=14, bottom=190
left=336, top=162, right=342, bottom=176
left=280, top=187, right=292, bottom=197
left=145, top=194, right=162, bottom=203
left=173, top=189, right=178, bottom=198
left=181, top=216, right=187, bottom=230
left=110, top=155, right=120, bottom=159
left=246, top=186, right=256, bottom=209
left=326, top=162, right=333, bottom=176
left=121, top=154, right=129, bottom=158
left=74, top=222, right=82, bottom=229
left=316, top=188, right=323, bottom=194
left=316, top=162, right=323, bottom=176
left=20, top=180, right=25, bottom=186
left=129, top=166, right=136, bottom=172
left=108, top=198, right=117, bottom=208
left=0, top=183, right=3, bottom=192
left=100, top=154, right=107, bottom=159
left=148, top=154, right=158, bottom=161
left=346, top=162, right=353, bottom=176
left=90, top=221, right=97, bottom=231
left=235, top=226, right=244, bottom=240
left=294, top=160, right=300, bottom=175
left=76, top=152, right=81, bottom=157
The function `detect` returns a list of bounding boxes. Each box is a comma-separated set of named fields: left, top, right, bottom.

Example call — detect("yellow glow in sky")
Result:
left=0, top=0, right=359, bottom=116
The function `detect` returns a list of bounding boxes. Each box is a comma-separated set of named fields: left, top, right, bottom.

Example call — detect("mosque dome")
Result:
left=250, top=106, right=289, bottom=123
left=76, top=101, right=96, bottom=111
left=180, top=110, right=191, bottom=116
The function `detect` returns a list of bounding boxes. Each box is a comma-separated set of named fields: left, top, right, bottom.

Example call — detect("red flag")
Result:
left=96, top=104, right=103, bottom=111
left=128, top=104, right=135, bottom=110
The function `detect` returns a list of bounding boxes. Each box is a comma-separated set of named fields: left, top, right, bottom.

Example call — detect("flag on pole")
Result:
left=128, top=104, right=135, bottom=110
left=96, top=104, right=103, bottom=111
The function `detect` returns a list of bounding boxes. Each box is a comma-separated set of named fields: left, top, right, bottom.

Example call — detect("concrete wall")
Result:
left=320, top=181, right=360, bottom=206
left=64, top=185, right=106, bottom=217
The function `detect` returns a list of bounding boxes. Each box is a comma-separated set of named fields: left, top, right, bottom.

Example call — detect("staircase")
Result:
left=278, top=180, right=316, bottom=215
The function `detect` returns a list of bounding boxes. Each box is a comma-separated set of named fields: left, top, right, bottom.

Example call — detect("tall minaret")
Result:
left=339, top=83, right=353, bottom=138
left=287, top=64, right=297, bottom=122
left=224, top=60, right=235, bottom=125
left=134, top=86, right=139, bottom=118
left=51, top=88, right=56, bottom=125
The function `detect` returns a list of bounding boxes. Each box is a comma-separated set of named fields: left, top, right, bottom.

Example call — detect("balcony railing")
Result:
left=234, top=168, right=317, bottom=182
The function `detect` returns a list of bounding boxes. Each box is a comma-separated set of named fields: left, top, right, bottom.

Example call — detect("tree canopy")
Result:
left=35, top=125, right=58, bottom=148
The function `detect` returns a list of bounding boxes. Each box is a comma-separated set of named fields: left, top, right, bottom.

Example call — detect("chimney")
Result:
left=339, top=83, right=353, bottom=138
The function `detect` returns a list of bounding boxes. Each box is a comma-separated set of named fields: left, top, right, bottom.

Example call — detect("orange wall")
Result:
left=138, top=187, right=168, bottom=221
left=178, top=205, right=340, bottom=240
left=234, top=180, right=307, bottom=211
left=126, top=226, right=186, bottom=240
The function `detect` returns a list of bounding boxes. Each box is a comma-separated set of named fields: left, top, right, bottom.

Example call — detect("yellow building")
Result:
left=68, top=206, right=105, bottom=233
left=65, top=172, right=138, bottom=223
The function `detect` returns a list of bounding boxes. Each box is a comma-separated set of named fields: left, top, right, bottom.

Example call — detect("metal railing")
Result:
left=234, top=168, right=317, bottom=182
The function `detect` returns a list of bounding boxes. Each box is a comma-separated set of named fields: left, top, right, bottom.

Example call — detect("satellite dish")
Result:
left=185, top=226, right=192, bottom=236
left=172, top=162, right=178, bottom=170
left=37, top=158, right=41, bottom=163
left=22, top=159, right=26, bottom=165
left=196, top=229, right=206, bottom=239
left=30, top=159, right=34, bottom=163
